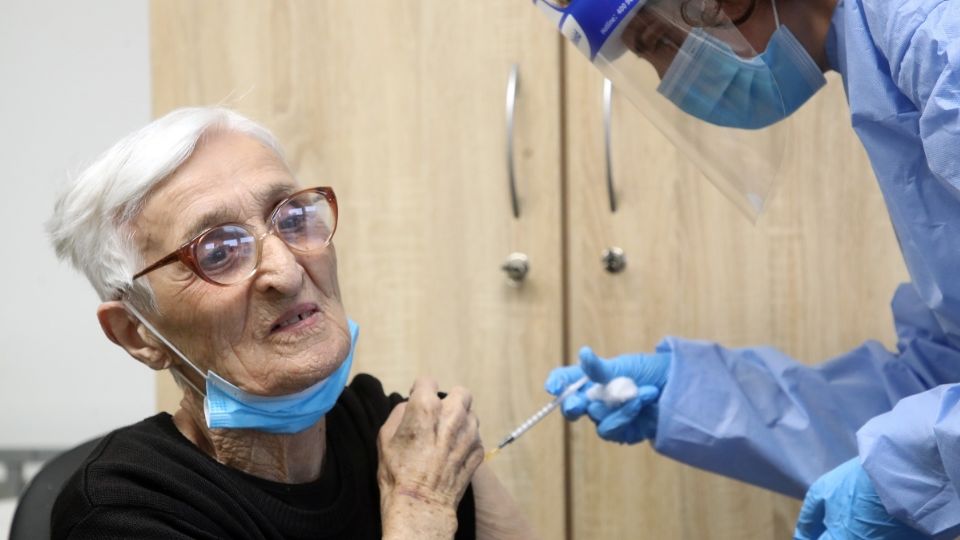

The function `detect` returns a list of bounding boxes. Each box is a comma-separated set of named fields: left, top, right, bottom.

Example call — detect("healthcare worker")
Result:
left=532, top=0, right=960, bottom=537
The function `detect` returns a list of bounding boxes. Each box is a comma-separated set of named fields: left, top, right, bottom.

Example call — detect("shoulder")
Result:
left=860, top=0, right=948, bottom=33
left=51, top=413, right=198, bottom=537
left=332, top=373, right=405, bottom=433
left=859, top=0, right=955, bottom=61
left=55, top=413, right=183, bottom=501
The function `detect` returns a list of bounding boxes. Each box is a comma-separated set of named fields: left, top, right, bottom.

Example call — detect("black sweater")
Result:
left=51, top=374, right=476, bottom=539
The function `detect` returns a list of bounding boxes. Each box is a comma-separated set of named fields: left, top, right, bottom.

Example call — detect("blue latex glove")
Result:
left=544, top=346, right=670, bottom=444
left=794, top=458, right=928, bottom=540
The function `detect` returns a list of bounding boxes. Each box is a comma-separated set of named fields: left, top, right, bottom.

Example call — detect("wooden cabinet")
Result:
left=153, top=2, right=907, bottom=537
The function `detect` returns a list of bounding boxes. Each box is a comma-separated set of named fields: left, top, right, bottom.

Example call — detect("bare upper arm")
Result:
left=471, top=463, right=541, bottom=540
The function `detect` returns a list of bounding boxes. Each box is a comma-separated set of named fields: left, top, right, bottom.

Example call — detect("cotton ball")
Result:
left=585, top=376, right=639, bottom=407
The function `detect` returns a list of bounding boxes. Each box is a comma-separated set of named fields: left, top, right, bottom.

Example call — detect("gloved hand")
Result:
left=794, top=458, right=927, bottom=540
left=544, top=346, right=670, bottom=444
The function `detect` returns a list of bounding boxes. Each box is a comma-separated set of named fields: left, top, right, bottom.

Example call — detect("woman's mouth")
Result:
left=270, top=304, right=320, bottom=334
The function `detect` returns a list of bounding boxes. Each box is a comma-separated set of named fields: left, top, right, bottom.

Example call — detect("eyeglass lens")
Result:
left=194, top=190, right=335, bottom=284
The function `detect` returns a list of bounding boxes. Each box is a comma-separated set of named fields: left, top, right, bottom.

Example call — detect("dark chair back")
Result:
left=9, top=437, right=103, bottom=540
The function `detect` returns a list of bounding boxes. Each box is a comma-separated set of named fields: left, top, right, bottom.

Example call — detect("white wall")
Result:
left=0, top=0, right=153, bottom=535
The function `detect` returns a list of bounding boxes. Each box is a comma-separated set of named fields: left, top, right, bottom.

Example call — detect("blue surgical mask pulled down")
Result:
left=203, top=320, right=357, bottom=433
left=125, top=302, right=358, bottom=434
left=656, top=13, right=826, bottom=129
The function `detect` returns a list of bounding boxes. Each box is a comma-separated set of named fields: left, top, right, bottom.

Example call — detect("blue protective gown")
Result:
left=652, top=0, right=960, bottom=535
left=858, top=386, right=960, bottom=538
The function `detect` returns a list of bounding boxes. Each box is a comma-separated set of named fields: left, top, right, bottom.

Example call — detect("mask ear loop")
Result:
left=123, top=301, right=207, bottom=397
left=771, top=0, right=781, bottom=29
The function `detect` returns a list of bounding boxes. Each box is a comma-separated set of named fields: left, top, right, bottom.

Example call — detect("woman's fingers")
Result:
left=444, top=385, right=473, bottom=412
left=398, top=376, right=443, bottom=437
left=379, top=402, right=407, bottom=446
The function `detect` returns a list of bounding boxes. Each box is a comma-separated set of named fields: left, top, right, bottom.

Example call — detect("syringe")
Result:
left=486, top=375, right=589, bottom=460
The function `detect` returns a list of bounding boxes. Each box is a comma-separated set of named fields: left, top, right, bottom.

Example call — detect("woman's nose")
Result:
left=253, top=233, right=303, bottom=295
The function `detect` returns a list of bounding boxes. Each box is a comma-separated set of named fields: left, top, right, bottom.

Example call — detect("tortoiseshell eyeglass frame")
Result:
left=131, top=186, right=338, bottom=287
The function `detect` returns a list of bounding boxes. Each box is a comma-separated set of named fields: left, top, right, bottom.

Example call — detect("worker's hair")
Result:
left=47, top=107, right=283, bottom=310
left=681, top=0, right=758, bottom=27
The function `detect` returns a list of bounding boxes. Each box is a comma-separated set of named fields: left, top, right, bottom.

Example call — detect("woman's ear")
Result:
left=97, top=301, right=172, bottom=370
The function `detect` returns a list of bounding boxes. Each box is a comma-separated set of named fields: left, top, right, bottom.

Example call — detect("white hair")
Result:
left=47, top=107, right=284, bottom=307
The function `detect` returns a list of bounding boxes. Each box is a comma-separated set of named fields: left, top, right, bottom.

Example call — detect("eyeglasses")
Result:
left=132, top=187, right=338, bottom=286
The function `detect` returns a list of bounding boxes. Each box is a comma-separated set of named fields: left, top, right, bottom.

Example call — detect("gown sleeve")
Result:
left=857, top=384, right=960, bottom=538
left=652, top=283, right=960, bottom=498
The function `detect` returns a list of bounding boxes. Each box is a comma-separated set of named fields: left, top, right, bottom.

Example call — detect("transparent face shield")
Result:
left=535, top=0, right=797, bottom=220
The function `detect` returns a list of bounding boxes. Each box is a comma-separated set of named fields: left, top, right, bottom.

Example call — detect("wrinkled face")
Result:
left=134, top=131, right=350, bottom=396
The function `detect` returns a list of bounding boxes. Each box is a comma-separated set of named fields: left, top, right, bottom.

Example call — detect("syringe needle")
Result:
left=487, top=375, right=589, bottom=460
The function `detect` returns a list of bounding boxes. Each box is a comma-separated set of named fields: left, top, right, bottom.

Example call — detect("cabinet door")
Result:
left=563, top=46, right=908, bottom=538
left=152, top=2, right=565, bottom=536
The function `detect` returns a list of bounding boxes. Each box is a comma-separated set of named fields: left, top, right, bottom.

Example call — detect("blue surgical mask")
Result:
left=656, top=8, right=826, bottom=129
left=124, top=302, right=358, bottom=434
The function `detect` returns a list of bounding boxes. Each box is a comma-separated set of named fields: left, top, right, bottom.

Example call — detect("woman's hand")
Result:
left=378, top=377, right=483, bottom=539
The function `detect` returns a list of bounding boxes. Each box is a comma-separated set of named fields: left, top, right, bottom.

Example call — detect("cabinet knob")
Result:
left=602, top=247, right=626, bottom=273
left=502, top=252, right=530, bottom=284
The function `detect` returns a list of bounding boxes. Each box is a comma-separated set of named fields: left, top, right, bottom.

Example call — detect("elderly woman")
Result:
left=47, top=107, right=535, bottom=539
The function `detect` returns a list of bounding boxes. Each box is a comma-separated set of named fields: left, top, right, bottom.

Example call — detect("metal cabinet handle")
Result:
left=603, top=78, right=618, bottom=213
left=506, top=64, right=521, bottom=219
left=602, top=80, right=626, bottom=274
left=502, top=66, right=528, bottom=286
